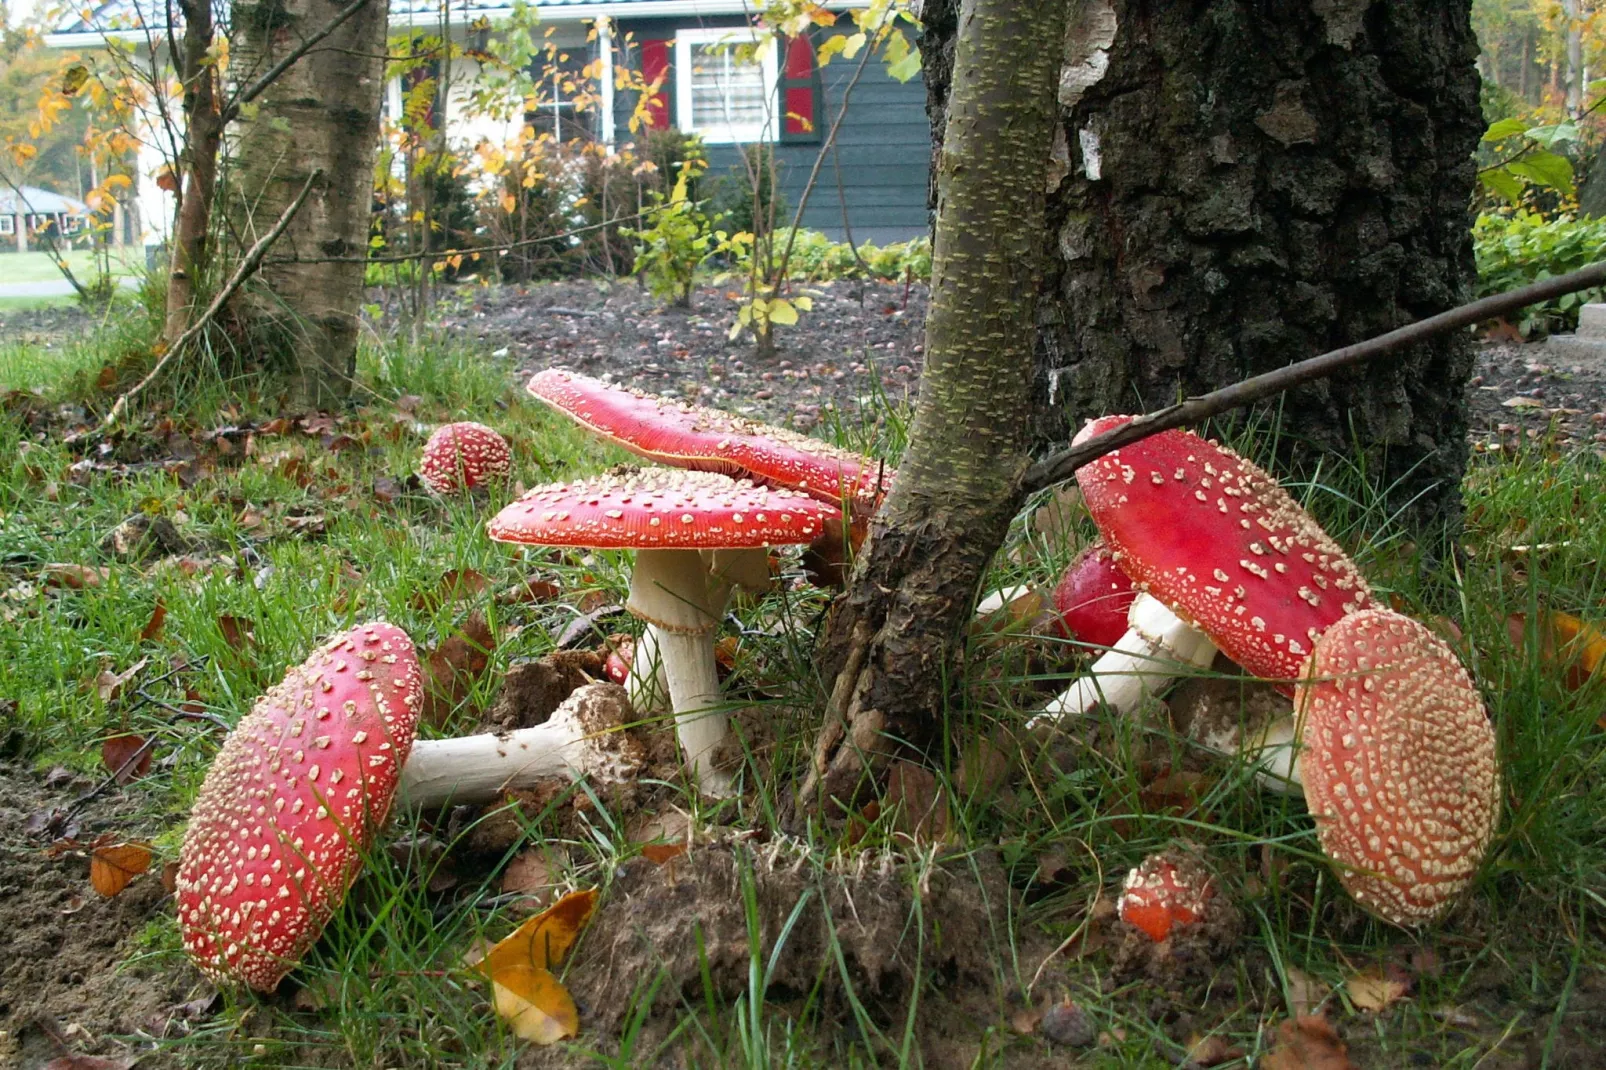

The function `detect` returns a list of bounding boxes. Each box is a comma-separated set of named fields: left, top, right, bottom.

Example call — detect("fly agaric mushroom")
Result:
left=1295, top=608, right=1500, bottom=926
left=1052, top=540, right=1137, bottom=650
left=1117, top=850, right=1218, bottom=942
left=526, top=368, right=889, bottom=712
left=419, top=421, right=512, bottom=493
left=1035, top=416, right=1370, bottom=723
left=486, top=467, right=838, bottom=793
left=175, top=622, right=423, bottom=991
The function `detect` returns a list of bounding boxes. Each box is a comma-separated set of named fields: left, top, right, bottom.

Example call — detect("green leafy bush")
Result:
left=1473, top=211, right=1606, bottom=336
left=623, top=163, right=723, bottom=308
left=767, top=229, right=931, bottom=282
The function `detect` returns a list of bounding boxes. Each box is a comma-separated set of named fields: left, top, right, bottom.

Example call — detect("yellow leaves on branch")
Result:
left=476, top=888, right=598, bottom=1044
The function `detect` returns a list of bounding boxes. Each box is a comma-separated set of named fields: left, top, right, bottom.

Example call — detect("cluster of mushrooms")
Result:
left=172, top=380, right=1500, bottom=994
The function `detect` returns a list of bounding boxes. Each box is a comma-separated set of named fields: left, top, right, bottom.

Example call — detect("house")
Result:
left=0, top=186, right=92, bottom=254
left=48, top=0, right=931, bottom=252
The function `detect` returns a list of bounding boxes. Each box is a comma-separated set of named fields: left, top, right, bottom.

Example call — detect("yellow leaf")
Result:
left=1507, top=609, right=1606, bottom=709
left=1346, top=969, right=1408, bottom=1013
left=499, top=191, right=516, bottom=214
left=489, top=963, right=579, bottom=1043
left=768, top=299, right=799, bottom=326
left=792, top=294, right=813, bottom=312
left=90, top=841, right=153, bottom=897
left=478, top=888, right=597, bottom=976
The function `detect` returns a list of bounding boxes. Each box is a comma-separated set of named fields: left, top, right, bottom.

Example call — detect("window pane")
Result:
left=689, top=44, right=767, bottom=130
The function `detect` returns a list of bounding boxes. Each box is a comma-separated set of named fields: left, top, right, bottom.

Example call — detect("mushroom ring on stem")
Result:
left=526, top=368, right=891, bottom=712
left=487, top=467, right=839, bottom=794
left=1033, top=416, right=1371, bottom=725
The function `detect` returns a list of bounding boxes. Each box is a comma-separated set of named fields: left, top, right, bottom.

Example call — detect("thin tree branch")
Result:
left=220, top=0, right=372, bottom=123
left=1021, top=260, right=1606, bottom=493
left=103, top=170, right=322, bottom=428
left=267, top=211, right=645, bottom=264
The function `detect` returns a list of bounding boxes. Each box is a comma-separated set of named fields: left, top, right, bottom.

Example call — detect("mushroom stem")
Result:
left=627, top=548, right=769, bottom=714
left=396, top=683, right=644, bottom=807
left=627, top=548, right=734, bottom=794
left=1033, top=593, right=1219, bottom=724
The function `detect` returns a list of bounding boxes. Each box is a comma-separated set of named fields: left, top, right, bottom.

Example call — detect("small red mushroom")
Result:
left=175, top=622, right=423, bottom=991
left=1051, top=541, right=1136, bottom=649
left=419, top=421, right=511, bottom=493
left=1117, top=851, right=1216, bottom=942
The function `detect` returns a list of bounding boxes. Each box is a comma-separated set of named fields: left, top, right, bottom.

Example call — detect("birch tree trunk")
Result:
left=797, top=0, right=1069, bottom=816
left=229, top=0, right=389, bottom=408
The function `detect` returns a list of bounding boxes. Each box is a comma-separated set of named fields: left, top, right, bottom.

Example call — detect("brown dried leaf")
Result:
left=411, top=568, right=491, bottom=612
left=641, top=842, right=688, bottom=865
left=495, top=574, right=563, bottom=606
left=422, top=611, right=496, bottom=727
left=90, top=840, right=153, bottom=897
left=139, top=601, right=167, bottom=642
left=43, top=563, right=109, bottom=590
left=95, top=657, right=149, bottom=704
left=1185, top=1033, right=1243, bottom=1067
left=1346, top=968, right=1408, bottom=1013
left=217, top=615, right=257, bottom=651
left=884, top=760, right=951, bottom=845
left=1285, top=967, right=1329, bottom=1019
left=501, top=848, right=559, bottom=903
left=100, top=733, right=152, bottom=784
left=1261, top=1016, right=1355, bottom=1070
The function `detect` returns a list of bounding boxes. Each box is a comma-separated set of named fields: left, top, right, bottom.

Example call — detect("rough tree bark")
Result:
left=796, top=0, right=1069, bottom=816
left=926, top=0, right=1482, bottom=535
left=229, top=0, right=389, bottom=408
left=163, top=0, right=222, bottom=345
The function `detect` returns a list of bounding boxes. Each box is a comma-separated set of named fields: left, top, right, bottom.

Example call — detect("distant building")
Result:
left=47, top=0, right=931, bottom=252
left=0, top=186, right=92, bottom=253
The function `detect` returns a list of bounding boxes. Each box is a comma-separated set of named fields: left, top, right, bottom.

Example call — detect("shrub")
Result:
left=1473, top=212, right=1606, bottom=336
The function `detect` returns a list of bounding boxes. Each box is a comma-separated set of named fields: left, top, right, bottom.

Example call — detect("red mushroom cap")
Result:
left=1297, top=608, right=1500, bottom=927
left=526, top=369, right=893, bottom=510
left=1051, top=540, right=1137, bottom=649
left=486, top=467, right=839, bottom=551
left=419, top=421, right=511, bottom=493
left=1073, top=415, right=1371, bottom=685
left=176, top=622, right=423, bottom=990
left=1117, top=852, right=1216, bottom=942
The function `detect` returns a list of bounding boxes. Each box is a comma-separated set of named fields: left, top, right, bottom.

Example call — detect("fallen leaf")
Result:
left=884, top=761, right=952, bottom=844
left=139, top=601, right=167, bottom=641
left=217, top=615, right=257, bottom=651
left=95, top=657, right=149, bottom=704
left=1261, top=1015, right=1355, bottom=1070
left=1185, top=1033, right=1243, bottom=1066
left=39, top=1053, right=136, bottom=1070
left=477, top=888, right=598, bottom=1045
left=100, top=733, right=152, bottom=784
left=1285, top=967, right=1329, bottom=1019
left=1009, top=1006, right=1044, bottom=1035
left=412, top=568, right=491, bottom=612
left=1346, top=968, right=1408, bottom=1013
left=555, top=604, right=625, bottom=650
left=1139, top=769, right=1215, bottom=820
left=1507, top=610, right=1606, bottom=707
left=422, top=611, right=496, bottom=727
left=641, top=842, right=688, bottom=865
left=90, top=841, right=153, bottom=897
left=43, top=564, right=109, bottom=589
left=495, top=574, right=562, bottom=606
left=501, top=848, right=559, bottom=902
left=161, top=860, right=180, bottom=893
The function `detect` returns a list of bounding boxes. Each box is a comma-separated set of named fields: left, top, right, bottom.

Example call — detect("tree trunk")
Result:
left=230, top=0, right=389, bottom=408
left=926, top=0, right=1482, bottom=537
left=796, top=0, right=1068, bottom=817
left=164, top=0, right=222, bottom=345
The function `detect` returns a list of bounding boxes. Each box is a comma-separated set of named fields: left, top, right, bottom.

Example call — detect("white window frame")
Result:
left=673, top=27, right=778, bottom=145
left=0, top=215, right=13, bottom=235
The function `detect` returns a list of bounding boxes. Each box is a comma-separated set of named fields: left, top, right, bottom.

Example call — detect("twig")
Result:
left=221, top=0, right=373, bottom=123
left=103, top=169, right=321, bottom=428
left=544, top=306, right=600, bottom=317
left=267, top=211, right=644, bottom=265
left=1020, top=260, right=1606, bottom=494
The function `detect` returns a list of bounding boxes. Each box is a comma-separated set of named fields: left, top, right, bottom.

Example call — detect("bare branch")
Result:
left=266, top=211, right=645, bottom=264
left=103, top=170, right=322, bottom=428
left=1020, top=260, right=1606, bottom=493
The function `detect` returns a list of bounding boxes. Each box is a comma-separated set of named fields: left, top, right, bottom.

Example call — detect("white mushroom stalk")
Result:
left=398, top=683, right=645, bottom=807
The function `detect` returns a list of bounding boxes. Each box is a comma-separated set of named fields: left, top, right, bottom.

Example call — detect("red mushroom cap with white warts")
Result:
left=1117, top=851, right=1216, bottom=942
left=419, top=421, right=512, bottom=493
left=1051, top=540, right=1136, bottom=649
left=486, top=467, right=839, bottom=552
left=1297, top=608, right=1500, bottom=927
left=1073, top=415, right=1371, bottom=685
left=176, top=622, right=423, bottom=991
left=526, top=369, right=893, bottom=510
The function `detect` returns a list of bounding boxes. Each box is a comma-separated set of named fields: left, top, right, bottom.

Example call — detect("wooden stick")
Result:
left=1020, top=260, right=1606, bottom=493
left=102, top=169, right=321, bottom=428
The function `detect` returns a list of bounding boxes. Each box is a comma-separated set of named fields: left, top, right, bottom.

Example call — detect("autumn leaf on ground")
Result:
left=885, top=760, right=951, bottom=844
left=423, top=611, right=496, bottom=727
left=1261, top=1016, right=1354, bottom=1070
left=95, top=657, right=149, bottom=704
left=1346, top=967, right=1409, bottom=1013
left=1284, top=967, right=1329, bottom=1018
left=217, top=615, right=257, bottom=651
left=43, top=563, right=109, bottom=589
left=1507, top=610, right=1606, bottom=711
left=495, top=573, right=562, bottom=606
left=90, top=840, right=154, bottom=897
left=476, top=888, right=598, bottom=1044
left=101, top=733, right=152, bottom=784
left=139, top=600, right=167, bottom=641
left=1185, top=1033, right=1244, bottom=1067
left=411, top=568, right=491, bottom=611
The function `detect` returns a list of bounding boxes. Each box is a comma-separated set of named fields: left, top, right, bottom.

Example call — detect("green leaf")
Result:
left=768, top=300, right=799, bottom=326
left=1508, top=151, right=1575, bottom=196
left=1482, top=118, right=1528, bottom=142
left=1526, top=122, right=1580, bottom=148
left=886, top=49, right=922, bottom=83
left=1479, top=168, right=1524, bottom=205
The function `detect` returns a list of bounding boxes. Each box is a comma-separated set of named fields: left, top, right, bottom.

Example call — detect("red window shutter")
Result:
left=640, top=39, right=671, bottom=130
left=781, top=34, right=817, bottom=139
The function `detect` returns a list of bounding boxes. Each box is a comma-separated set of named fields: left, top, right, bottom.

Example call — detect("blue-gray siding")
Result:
left=611, top=15, right=930, bottom=244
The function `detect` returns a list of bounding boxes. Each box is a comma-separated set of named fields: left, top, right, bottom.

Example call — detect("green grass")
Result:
left=1, top=308, right=1602, bottom=1068
left=0, top=248, right=141, bottom=285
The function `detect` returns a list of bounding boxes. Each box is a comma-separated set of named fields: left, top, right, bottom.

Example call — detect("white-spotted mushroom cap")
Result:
left=175, top=622, right=423, bottom=991
left=419, top=421, right=512, bottom=493
left=1073, top=415, right=1371, bottom=685
left=1296, top=608, right=1500, bottom=927
left=485, top=467, right=839, bottom=552
left=1117, top=849, right=1217, bottom=942
left=1051, top=540, right=1136, bottom=649
left=527, top=368, right=894, bottom=511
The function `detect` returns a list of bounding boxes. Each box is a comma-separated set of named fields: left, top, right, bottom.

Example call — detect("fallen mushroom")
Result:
left=487, top=467, right=838, bottom=793
left=1034, top=417, right=1371, bottom=724
left=1295, top=608, right=1500, bottom=926
left=1051, top=540, right=1135, bottom=650
left=175, top=622, right=424, bottom=991
left=526, top=368, right=891, bottom=710
left=420, top=421, right=512, bottom=493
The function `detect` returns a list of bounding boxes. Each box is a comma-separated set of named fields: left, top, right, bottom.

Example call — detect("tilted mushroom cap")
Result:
left=1117, top=850, right=1217, bottom=942
left=527, top=368, right=893, bottom=510
left=1051, top=540, right=1136, bottom=649
left=1297, top=608, right=1500, bottom=927
left=1074, top=415, right=1371, bottom=684
left=176, top=622, right=423, bottom=990
left=486, top=467, right=839, bottom=552
left=420, top=421, right=512, bottom=493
